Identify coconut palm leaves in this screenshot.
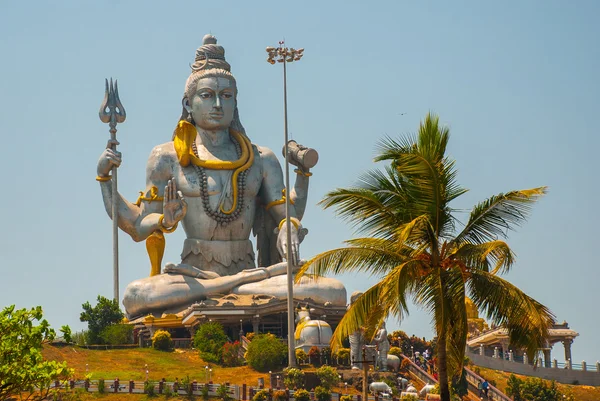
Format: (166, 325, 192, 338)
(295, 113, 553, 401)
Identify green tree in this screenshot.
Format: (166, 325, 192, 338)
(245, 333, 287, 371)
(296, 113, 554, 401)
(100, 324, 133, 345)
(0, 305, 73, 401)
(79, 295, 124, 344)
(193, 321, 228, 363)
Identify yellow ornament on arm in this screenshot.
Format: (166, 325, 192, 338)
(158, 214, 178, 233)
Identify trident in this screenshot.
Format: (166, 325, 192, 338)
(99, 78, 126, 302)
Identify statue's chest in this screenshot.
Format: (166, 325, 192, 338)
(178, 160, 261, 198)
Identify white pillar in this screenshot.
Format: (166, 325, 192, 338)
(582, 361, 587, 371)
(596, 361, 600, 373)
(479, 344, 484, 356)
(493, 347, 499, 358)
(523, 353, 528, 365)
(509, 350, 514, 362)
(553, 359, 558, 369)
(567, 359, 572, 370)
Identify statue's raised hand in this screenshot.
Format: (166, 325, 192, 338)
(275, 220, 308, 266)
(97, 139, 121, 177)
(162, 179, 187, 227)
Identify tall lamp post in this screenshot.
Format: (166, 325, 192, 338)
(266, 41, 304, 368)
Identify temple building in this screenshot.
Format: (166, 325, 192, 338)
(465, 297, 579, 366)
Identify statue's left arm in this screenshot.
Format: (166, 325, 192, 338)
(257, 145, 306, 264)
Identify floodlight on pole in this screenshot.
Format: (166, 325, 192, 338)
(265, 40, 304, 368)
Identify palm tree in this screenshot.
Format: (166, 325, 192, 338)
(296, 113, 554, 401)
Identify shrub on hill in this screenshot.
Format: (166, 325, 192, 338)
(316, 365, 338, 390)
(100, 324, 133, 345)
(194, 321, 228, 364)
(284, 367, 305, 389)
(252, 389, 269, 401)
(152, 330, 172, 351)
(294, 389, 310, 401)
(506, 374, 569, 401)
(334, 348, 350, 365)
(245, 333, 287, 371)
(314, 386, 331, 401)
(389, 346, 402, 359)
(273, 390, 287, 401)
(222, 341, 243, 367)
(296, 349, 307, 364)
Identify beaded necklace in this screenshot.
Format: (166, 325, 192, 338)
(191, 137, 248, 225)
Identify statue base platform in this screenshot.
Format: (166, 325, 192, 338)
(130, 289, 348, 344)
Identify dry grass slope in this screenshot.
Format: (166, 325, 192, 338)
(477, 366, 600, 401)
(42, 346, 600, 400)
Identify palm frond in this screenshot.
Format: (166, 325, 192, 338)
(295, 245, 405, 282)
(453, 187, 548, 246)
(329, 283, 387, 351)
(374, 114, 466, 240)
(452, 240, 515, 274)
(378, 258, 425, 322)
(468, 271, 555, 358)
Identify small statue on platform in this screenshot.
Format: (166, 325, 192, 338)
(374, 321, 390, 371)
(96, 35, 346, 318)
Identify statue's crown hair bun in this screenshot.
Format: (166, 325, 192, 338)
(191, 34, 229, 72)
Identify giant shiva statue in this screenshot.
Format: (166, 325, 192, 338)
(96, 35, 346, 318)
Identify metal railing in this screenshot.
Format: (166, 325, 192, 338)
(467, 348, 600, 372)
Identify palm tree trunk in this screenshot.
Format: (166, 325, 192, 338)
(436, 330, 451, 401)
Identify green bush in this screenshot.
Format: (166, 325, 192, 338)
(294, 389, 310, 401)
(284, 367, 305, 389)
(194, 321, 228, 364)
(201, 384, 210, 400)
(296, 349, 307, 364)
(97, 379, 105, 394)
(506, 374, 564, 401)
(145, 380, 156, 396)
(340, 396, 353, 401)
(99, 324, 133, 345)
(163, 385, 173, 398)
(245, 334, 287, 371)
(252, 389, 269, 401)
(152, 329, 172, 351)
(217, 384, 231, 401)
(399, 395, 417, 401)
(316, 365, 338, 390)
(388, 346, 402, 359)
(314, 386, 331, 401)
(335, 348, 350, 365)
(181, 376, 194, 398)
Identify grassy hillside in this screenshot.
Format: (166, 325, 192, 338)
(43, 346, 600, 400)
(43, 346, 266, 384)
(476, 366, 600, 401)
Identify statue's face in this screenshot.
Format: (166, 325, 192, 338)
(188, 76, 236, 130)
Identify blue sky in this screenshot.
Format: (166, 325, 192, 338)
(1, 1, 598, 365)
